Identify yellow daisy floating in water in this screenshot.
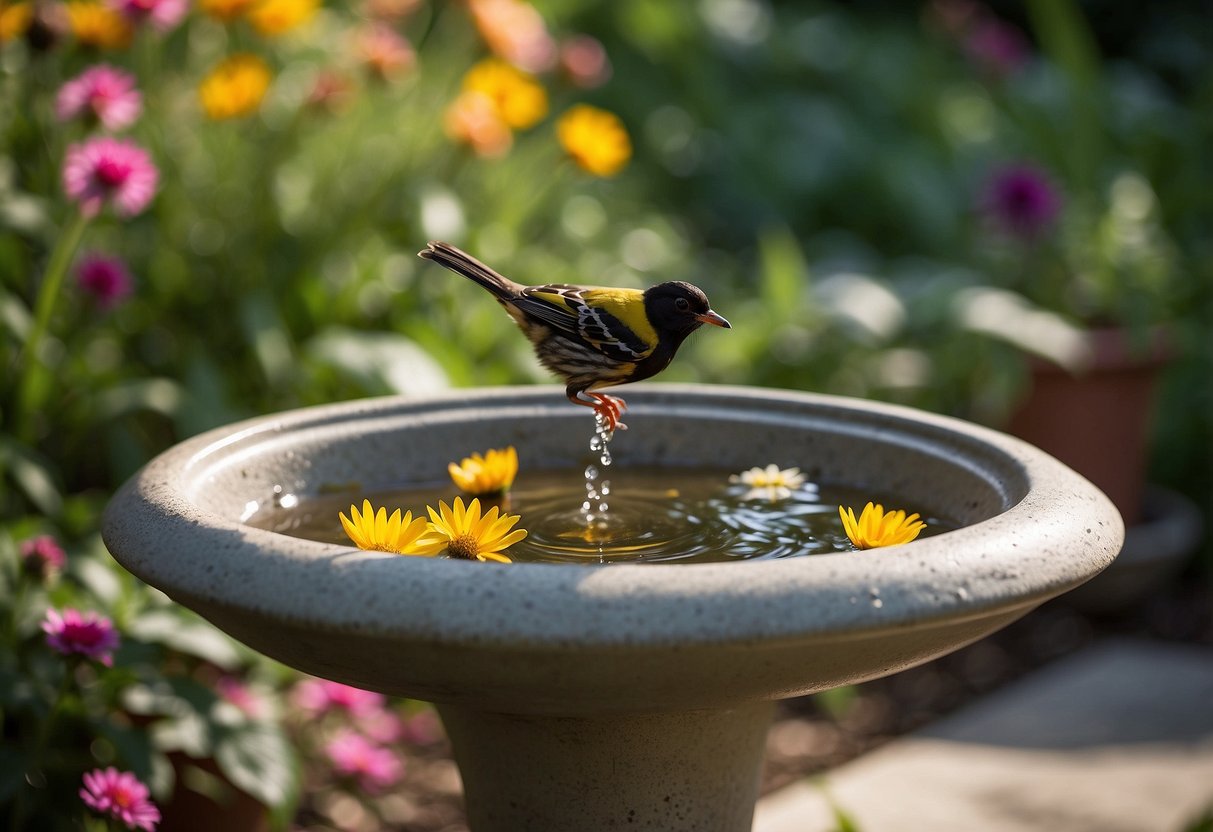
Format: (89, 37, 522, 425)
(462, 57, 548, 130)
(427, 497, 526, 563)
(199, 53, 272, 120)
(340, 499, 445, 556)
(449, 446, 518, 496)
(729, 464, 807, 502)
(557, 104, 631, 177)
(839, 502, 926, 550)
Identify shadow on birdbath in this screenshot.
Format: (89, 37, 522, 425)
(101, 385, 1122, 832)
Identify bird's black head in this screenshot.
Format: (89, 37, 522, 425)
(642, 282, 731, 342)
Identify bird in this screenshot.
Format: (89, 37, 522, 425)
(418, 241, 730, 432)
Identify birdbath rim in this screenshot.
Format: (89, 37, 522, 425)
(102, 384, 1124, 650)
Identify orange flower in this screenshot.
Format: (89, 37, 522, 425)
(66, 1, 133, 49)
(468, 0, 555, 73)
(557, 104, 631, 177)
(444, 90, 512, 158)
(197, 0, 257, 21)
(461, 58, 547, 130)
(0, 2, 33, 42)
(199, 53, 272, 120)
(248, 0, 318, 35)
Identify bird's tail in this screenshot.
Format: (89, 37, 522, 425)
(418, 241, 522, 301)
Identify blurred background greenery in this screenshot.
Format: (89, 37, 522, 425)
(1, 0, 1209, 829)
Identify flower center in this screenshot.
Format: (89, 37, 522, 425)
(112, 786, 134, 808)
(447, 533, 480, 560)
(94, 158, 131, 187)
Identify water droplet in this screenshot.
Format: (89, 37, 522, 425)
(599, 482, 611, 496)
(872, 598, 884, 609)
(601, 450, 612, 466)
(590, 437, 602, 451)
(584, 464, 598, 480)
(599, 502, 609, 513)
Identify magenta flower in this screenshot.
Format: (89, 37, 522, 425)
(107, 0, 188, 32)
(56, 65, 142, 131)
(42, 607, 120, 665)
(80, 768, 160, 831)
(77, 252, 134, 308)
(325, 730, 404, 794)
(356, 707, 405, 744)
(19, 535, 66, 580)
(216, 675, 265, 718)
(63, 137, 158, 218)
(291, 678, 385, 717)
(980, 163, 1063, 240)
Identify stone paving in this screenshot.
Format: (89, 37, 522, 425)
(753, 638, 1213, 832)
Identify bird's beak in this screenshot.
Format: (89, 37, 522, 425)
(697, 309, 731, 329)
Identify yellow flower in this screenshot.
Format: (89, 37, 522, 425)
(444, 90, 513, 157)
(340, 499, 446, 556)
(839, 502, 927, 550)
(248, 0, 318, 36)
(729, 464, 807, 502)
(426, 497, 526, 563)
(0, 2, 32, 43)
(449, 446, 518, 496)
(199, 53, 272, 120)
(462, 58, 548, 130)
(67, 1, 133, 50)
(198, 0, 258, 21)
(557, 104, 631, 177)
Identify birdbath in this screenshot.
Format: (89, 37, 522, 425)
(102, 385, 1122, 832)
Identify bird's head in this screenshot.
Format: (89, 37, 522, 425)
(643, 281, 730, 340)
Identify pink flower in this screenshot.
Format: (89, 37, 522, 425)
(19, 535, 66, 580)
(291, 678, 385, 717)
(980, 163, 1063, 240)
(42, 607, 120, 665)
(80, 767, 160, 831)
(56, 64, 142, 131)
(325, 730, 404, 793)
(77, 253, 134, 307)
(63, 137, 158, 218)
(216, 675, 265, 718)
(559, 35, 611, 89)
(400, 708, 443, 746)
(107, 0, 188, 32)
(356, 707, 405, 744)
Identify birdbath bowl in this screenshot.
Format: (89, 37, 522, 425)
(102, 385, 1122, 832)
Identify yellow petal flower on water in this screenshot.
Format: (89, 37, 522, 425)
(67, 1, 133, 50)
(199, 53, 272, 120)
(462, 57, 548, 130)
(557, 104, 631, 177)
(426, 497, 526, 563)
(839, 502, 926, 550)
(340, 499, 446, 556)
(729, 464, 807, 502)
(448, 446, 518, 496)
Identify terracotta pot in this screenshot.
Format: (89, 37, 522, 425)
(1008, 327, 1172, 526)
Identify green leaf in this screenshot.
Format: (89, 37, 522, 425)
(214, 722, 299, 810)
(125, 609, 244, 670)
(0, 438, 62, 516)
(757, 227, 810, 320)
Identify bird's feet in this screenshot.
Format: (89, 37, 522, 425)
(571, 392, 628, 432)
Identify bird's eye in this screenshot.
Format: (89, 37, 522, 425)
(675, 297, 690, 312)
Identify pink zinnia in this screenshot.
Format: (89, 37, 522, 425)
(107, 0, 188, 32)
(63, 137, 158, 218)
(56, 64, 142, 131)
(20, 535, 66, 580)
(325, 730, 404, 794)
(291, 678, 385, 717)
(77, 253, 134, 308)
(80, 767, 160, 831)
(42, 607, 120, 665)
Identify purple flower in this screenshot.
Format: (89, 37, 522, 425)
(80, 767, 160, 831)
(965, 17, 1030, 78)
(56, 64, 142, 131)
(76, 253, 134, 308)
(42, 607, 120, 665)
(325, 730, 404, 793)
(106, 0, 188, 32)
(291, 678, 386, 717)
(980, 163, 1063, 239)
(19, 535, 66, 580)
(63, 137, 158, 218)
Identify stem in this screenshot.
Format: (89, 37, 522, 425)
(13, 211, 90, 441)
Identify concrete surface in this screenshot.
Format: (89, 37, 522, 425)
(754, 638, 1213, 832)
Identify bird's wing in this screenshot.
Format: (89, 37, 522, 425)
(519, 285, 656, 361)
